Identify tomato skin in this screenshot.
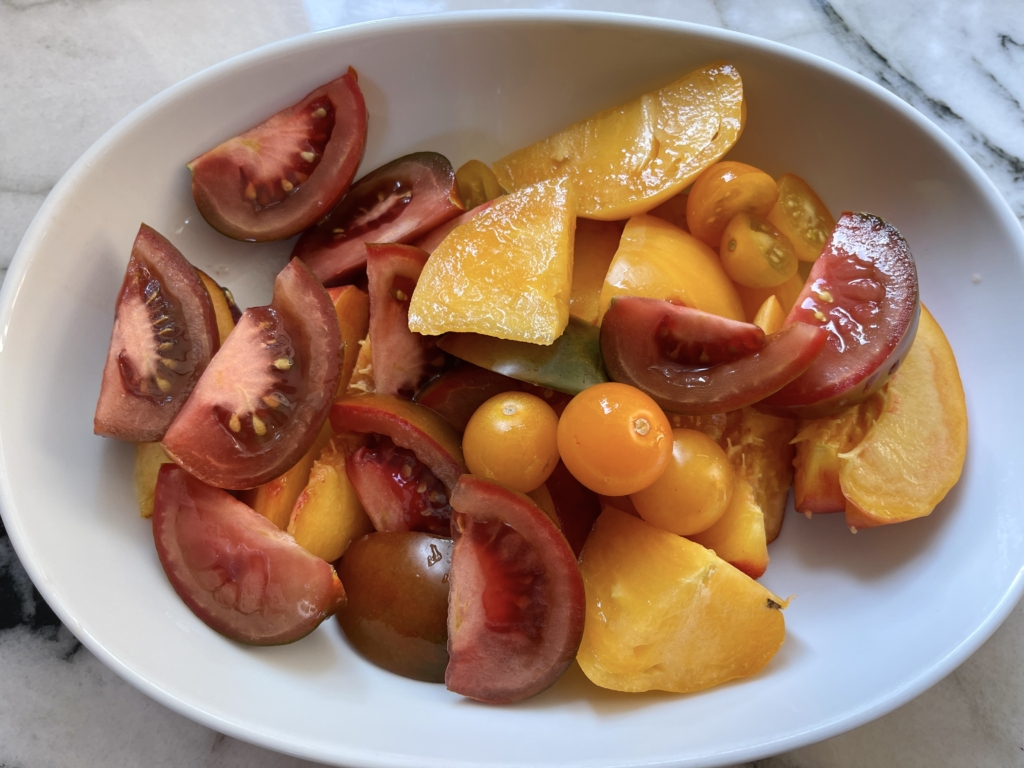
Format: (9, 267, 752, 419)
(188, 68, 366, 242)
(463, 392, 560, 493)
(557, 383, 673, 497)
(95, 224, 219, 442)
(294, 152, 464, 284)
(152, 465, 345, 645)
(760, 212, 920, 418)
(685, 162, 778, 248)
(336, 532, 452, 683)
(161, 259, 341, 490)
(543, 460, 602, 557)
(446, 475, 585, 704)
(601, 297, 827, 415)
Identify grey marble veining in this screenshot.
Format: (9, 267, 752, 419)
(1, 1, 1022, 766)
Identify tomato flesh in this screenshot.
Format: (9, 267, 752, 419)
(336, 532, 452, 683)
(162, 259, 341, 489)
(346, 435, 453, 536)
(188, 68, 366, 242)
(95, 225, 219, 442)
(760, 212, 920, 418)
(366, 243, 440, 396)
(152, 465, 345, 645)
(601, 297, 827, 415)
(293, 152, 464, 284)
(447, 476, 586, 704)
(544, 460, 602, 557)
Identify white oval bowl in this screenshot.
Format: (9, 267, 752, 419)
(2, 11, 1022, 768)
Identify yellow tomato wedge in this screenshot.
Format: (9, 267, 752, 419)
(598, 215, 744, 323)
(493, 63, 744, 220)
(408, 178, 576, 345)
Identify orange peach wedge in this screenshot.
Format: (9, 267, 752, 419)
(134, 441, 175, 518)
(288, 437, 373, 563)
(577, 508, 785, 693)
(689, 477, 768, 579)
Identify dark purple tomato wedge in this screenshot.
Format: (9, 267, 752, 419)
(162, 259, 341, 489)
(337, 532, 452, 682)
(760, 212, 920, 418)
(412, 200, 494, 254)
(330, 393, 466, 490)
(95, 224, 219, 442)
(293, 152, 464, 284)
(366, 243, 440, 396)
(602, 297, 827, 416)
(152, 464, 346, 645)
(544, 461, 602, 558)
(447, 476, 586, 704)
(187, 68, 366, 242)
(347, 434, 453, 536)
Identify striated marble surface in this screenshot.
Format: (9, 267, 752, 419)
(1, 0, 1022, 766)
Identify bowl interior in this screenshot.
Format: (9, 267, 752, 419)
(2, 13, 1023, 768)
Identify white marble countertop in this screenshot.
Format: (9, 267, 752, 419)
(1, 1, 1022, 766)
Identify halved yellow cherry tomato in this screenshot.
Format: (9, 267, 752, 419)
(720, 212, 798, 289)
(766, 173, 836, 262)
(685, 162, 779, 247)
(455, 159, 504, 210)
(557, 383, 672, 496)
(630, 429, 735, 536)
(463, 392, 560, 493)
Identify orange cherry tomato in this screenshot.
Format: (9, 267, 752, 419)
(720, 212, 798, 289)
(685, 162, 779, 248)
(766, 173, 836, 262)
(463, 392, 560, 493)
(556, 383, 672, 496)
(630, 429, 734, 536)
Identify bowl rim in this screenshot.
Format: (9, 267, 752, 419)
(2, 9, 1023, 767)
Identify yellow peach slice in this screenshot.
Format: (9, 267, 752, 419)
(197, 270, 236, 346)
(689, 477, 768, 579)
(752, 295, 785, 334)
(577, 507, 785, 693)
(569, 219, 624, 325)
(734, 272, 804, 323)
(328, 285, 370, 397)
(841, 306, 967, 528)
(134, 442, 174, 518)
(243, 421, 333, 530)
(287, 438, 373, 562)
(493, 63, 744, 221)
(598, 215, 744, 323)
(408, 178, 576, 345)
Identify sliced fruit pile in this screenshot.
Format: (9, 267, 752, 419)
(94, 62, 967, 704)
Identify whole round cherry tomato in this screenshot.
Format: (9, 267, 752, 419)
(463, 392, 560, 493)
(766, 173, 836, 262)
(630, 429, 735, 536)
(685, 161, 778, 248)
(720, 212, 798, 289)
(556, 383, 672, 496)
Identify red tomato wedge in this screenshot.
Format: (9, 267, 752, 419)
(162, 259, 340, 489)
(544, 460, 602, 558)
(447, 476, 585, 703)
(95, 224, 219, 442)
(366, 243, 437, 396)
(152, 465, 345, 645)
(346, 435, 453, 536)
(187, 68, 366, 242)
(330, 394, 466, 490)
(760, 212, 920, 418)
(293, 152, 464, 284)
(601, 297, 826, 415)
